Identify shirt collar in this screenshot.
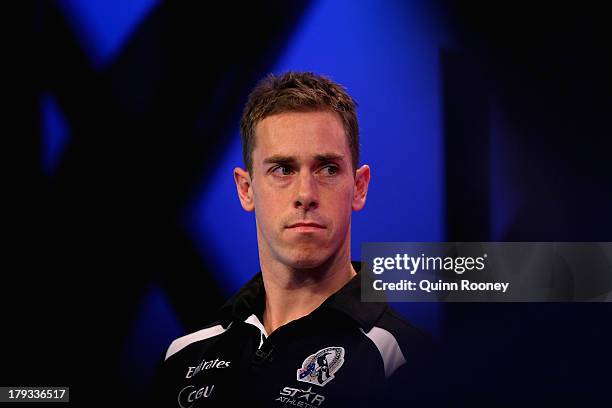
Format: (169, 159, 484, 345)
(218, 262, 387, 332)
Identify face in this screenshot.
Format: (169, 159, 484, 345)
(234, 110, 370, 270)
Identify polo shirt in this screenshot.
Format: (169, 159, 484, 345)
(153, 265, 437, 407)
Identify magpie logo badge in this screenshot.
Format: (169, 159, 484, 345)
(297, 346, 345, 387)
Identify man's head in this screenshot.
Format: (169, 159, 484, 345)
(234, 72, 370, 270)
(240, 71, 360, 174)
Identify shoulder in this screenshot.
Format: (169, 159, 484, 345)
(359, 305, 435, 378)
(376, 306, 435, 352)
(370, 305, 443, 405)
(164, 321, 230, 362)
(163, 273, 264, 362)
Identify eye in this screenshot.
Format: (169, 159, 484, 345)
(270, 165, 294, 176)
(320, 164, 339, 176)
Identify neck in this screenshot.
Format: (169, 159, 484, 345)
(259, 246, 356, 335)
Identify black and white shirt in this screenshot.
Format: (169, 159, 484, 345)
(153, 266, 437, 407)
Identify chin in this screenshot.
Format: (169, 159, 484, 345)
(285, 250, 328, 270)
(288, 258, 324, 270)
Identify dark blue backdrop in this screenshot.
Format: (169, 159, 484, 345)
(8, 0, 611, 404)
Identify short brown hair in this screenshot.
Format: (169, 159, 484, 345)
(239, 71, 359, 174)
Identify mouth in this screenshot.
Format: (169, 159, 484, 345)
(286, 222, 326, 232)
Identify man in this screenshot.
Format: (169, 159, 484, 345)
(153, 72, 436, 407)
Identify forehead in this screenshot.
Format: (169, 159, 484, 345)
(253, 110, 349, 160)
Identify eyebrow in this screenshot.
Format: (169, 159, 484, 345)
(262, 153, 345, 165)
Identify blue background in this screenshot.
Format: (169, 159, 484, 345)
(7, 0, 611, 404)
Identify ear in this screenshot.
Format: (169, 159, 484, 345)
(352, 165, 370, 211)
(234, 167, 255, 212)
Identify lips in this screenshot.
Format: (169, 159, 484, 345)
(286, 222, 326, 229)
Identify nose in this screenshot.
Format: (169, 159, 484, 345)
(294, 172, 319, 211)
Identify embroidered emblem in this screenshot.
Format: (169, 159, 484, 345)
(297, 346, 345, 386)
